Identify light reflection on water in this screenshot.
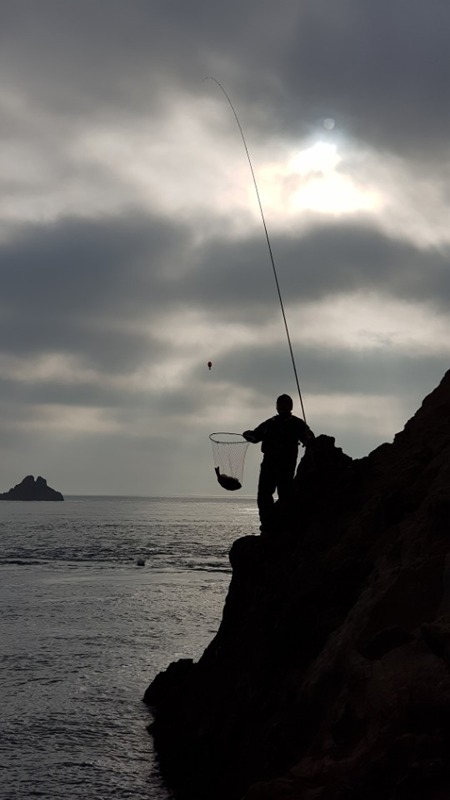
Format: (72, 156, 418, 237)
(0, 496, 258, 800)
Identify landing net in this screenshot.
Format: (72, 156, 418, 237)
(209, 432, 250, 491)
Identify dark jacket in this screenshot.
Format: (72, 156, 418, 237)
(243, 414, 313, 462)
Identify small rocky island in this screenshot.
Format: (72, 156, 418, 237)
(0, 475, 64, 501)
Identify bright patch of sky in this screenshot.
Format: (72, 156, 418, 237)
(0, 1, 449, 494)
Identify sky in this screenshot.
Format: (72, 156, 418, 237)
(1, 0, 449, 496)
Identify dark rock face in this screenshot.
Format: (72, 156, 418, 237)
(145, 371, 450, 800)
(0, 475, 64, 501)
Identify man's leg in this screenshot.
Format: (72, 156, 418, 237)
(257, 459, 277, 533)
(276, 459, 297, 508)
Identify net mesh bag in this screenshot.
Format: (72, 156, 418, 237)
(209, 432, 250, 491)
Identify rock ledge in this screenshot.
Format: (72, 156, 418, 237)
(145, 370, 450, 800)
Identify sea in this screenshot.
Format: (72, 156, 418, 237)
(0, 495, 259, 800)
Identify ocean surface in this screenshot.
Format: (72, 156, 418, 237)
(0, 496, 259, 800)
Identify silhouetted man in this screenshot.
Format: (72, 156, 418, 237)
(243, 394, 314, 534)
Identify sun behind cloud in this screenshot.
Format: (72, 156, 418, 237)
(257, 140, 382, 220)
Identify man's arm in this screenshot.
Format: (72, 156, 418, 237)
(243, 420, 267, 444)
(298, 419, 315, 446)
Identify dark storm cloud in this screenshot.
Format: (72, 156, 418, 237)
(199, 0, 450, 163)
(0, 213, 187, 316)
(1, 212, 449, 377)
(0, 212, 191, 368)
(257, 0, 450, 159)
(211, 342, 449, 404)
(274, 223, 450, 308)
(3, 0, 450, 162)
(0, 315, 169, 374)
(186, 220, 450, 316)
(0, 375, 135, 409)
(0, 0, 249, 117)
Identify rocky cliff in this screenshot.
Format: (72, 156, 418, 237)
(0, 475, 64, 500)
(145, 371, 450, 800)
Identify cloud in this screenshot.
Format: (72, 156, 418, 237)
(0, 1, 449, 494)
(2, 0, 450, 161)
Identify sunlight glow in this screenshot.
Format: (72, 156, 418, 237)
(75, 107, 382, 231)
(291, 141, 340, 174)
(256, 140, 382, 219)
(2, 87, 449, 251)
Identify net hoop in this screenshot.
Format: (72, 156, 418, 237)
(209, 432, 247, 445)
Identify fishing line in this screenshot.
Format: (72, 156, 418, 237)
(205, 77, 307, 423)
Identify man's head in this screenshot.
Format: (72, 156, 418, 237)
(276, 394, 293, 415)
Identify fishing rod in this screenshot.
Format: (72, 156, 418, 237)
(205, 77, 308, 424)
